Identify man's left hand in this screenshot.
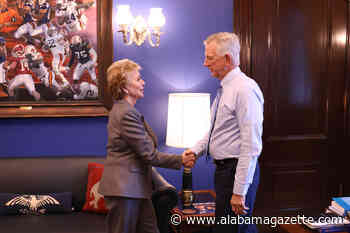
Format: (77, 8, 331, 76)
(230, 194, 249, 215)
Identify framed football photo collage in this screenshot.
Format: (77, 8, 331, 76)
(0, 0, 113, 117)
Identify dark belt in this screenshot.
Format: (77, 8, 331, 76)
(213, 158, 238, 166)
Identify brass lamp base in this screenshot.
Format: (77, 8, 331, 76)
(182, 167, 196, 214)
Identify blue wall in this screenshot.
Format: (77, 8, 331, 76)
(0, 0, 233, 191)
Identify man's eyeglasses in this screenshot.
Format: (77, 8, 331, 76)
(204, 55, 225, 64)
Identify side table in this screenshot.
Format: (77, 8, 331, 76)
(170, 189, 216, 233)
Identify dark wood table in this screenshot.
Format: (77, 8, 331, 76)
(170, 190, 216, 233)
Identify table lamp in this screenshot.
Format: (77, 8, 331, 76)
(166, 93, 210, 214)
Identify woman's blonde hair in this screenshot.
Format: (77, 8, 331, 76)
(107, 59, 141, 100)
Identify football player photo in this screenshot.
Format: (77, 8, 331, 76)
(0, 0, 97, 102)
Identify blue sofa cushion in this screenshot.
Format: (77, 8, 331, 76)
(0, 192, 73, 215)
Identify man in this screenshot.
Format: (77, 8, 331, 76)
(73, 81, 97, 100)
(41, 25, 70, 84)
(54, 0, 93, 33)
(68, 35, 97, 93)
(28, 0, 52, 36)
(186, 32, 264, 233)
(7, 43, 41, 101)
(24, 44, 72, 99)
(14, 0, 36, 41)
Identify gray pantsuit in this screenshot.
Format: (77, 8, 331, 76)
(105, 197, 159, 233)
(99, 100, 182, 233)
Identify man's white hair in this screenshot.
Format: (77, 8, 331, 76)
(204, 32, 240, 66)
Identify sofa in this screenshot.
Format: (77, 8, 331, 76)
(0, 156, 178, 233)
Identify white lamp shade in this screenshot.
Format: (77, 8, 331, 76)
(116, 5, 133, 25)
(148, 8, 166, 27)
(166, 93, 211, 148)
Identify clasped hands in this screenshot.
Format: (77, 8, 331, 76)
(181, 149, 196, 168)
(181, 150, 248, 215)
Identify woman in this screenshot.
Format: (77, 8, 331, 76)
(99, 59, 193, 233)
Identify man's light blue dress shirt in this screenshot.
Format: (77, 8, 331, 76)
(191, 67, 264, 196)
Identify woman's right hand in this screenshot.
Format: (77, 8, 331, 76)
(182, 149, 196, 168)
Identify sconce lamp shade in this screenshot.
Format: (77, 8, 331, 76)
(116, 5, 133, 25)
(116, 5, 166, 47)
(166, 93, 211, 148)
(148, 8, 166, 27)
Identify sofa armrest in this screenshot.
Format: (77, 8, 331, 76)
(151, 167, 178, 209)
(151, 167, 179, 233)
(152, 188, 178, 210)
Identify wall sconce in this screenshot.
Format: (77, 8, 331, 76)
(166, 93, 211, 214)
(116, 5, 166, 47)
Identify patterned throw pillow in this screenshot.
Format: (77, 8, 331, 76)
(0, 192, 73, 215)
(82, 163, 108, 214)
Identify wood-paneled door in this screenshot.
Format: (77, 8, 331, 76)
(234, 0, 350, 214)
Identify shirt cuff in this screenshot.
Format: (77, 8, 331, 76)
(190, 146, 202, 158)
(233, 183, 250, 196)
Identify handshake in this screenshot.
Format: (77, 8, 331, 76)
(181, 149, 196, 168)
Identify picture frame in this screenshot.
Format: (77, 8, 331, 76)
(0, 0, 113, 118)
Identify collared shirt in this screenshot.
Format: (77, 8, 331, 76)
(191, 67, 264, 195)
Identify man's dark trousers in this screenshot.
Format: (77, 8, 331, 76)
(213, 159, 260, 233)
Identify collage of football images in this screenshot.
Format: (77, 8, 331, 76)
(0, 0, 98, 102)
